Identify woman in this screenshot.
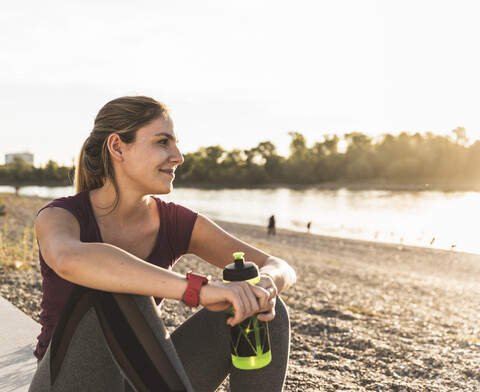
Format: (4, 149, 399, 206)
(31, 96, 296, 391)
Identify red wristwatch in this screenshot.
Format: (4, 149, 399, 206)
(183, 271, 211, 307)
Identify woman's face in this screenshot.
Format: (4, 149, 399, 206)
(119, 115, 184, 195)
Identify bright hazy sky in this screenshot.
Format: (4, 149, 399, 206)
(1, 0, 479, 166)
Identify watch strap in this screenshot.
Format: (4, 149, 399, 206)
(183, 271, 210, 307)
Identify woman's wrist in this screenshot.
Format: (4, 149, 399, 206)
(259, 257, 296, 293)
(182, 271, 211, 307)
(260, 269, 282, 292)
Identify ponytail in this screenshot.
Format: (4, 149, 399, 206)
(74, 136, 108, 193)
(75, 138, 89, 193)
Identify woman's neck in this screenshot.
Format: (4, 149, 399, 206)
(89, 180, 152, 223)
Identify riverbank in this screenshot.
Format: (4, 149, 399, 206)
(1, 193, 480, 391)
(2, 176, 480, 192)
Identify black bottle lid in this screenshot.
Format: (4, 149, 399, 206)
(223, 252, 259, 282)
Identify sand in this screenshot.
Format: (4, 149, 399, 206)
(1, 193, 480, 391)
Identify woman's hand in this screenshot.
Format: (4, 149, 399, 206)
(188, 215, 297, 294)
(198, 281, 271, 326)
(256, 274, 278, 322)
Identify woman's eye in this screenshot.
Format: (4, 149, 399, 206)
(158, 139, 168, 145)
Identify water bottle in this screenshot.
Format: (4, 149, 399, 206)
(223, 252, 272, 370)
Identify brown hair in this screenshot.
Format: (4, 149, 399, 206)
(75, 96, 169, 194)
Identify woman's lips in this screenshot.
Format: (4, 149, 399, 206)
(159, 169, 175, 178)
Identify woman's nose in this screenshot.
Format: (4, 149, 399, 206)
(171, 144, 184, 165)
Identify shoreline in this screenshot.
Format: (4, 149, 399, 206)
(216, 219, 480, 258)
(175, 179, 480, 192)
(0, 192, 477, 255)
(2, 195, 480, 390)
(3, 177, 480, 192)
(1, 190, 478, 256)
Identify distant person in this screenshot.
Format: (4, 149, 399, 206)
(268, 214, 276, 235)
(29, 96, 296, 391)
(307, 222, 311, 233)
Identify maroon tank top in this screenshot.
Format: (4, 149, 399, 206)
(34, 190, 198, 359)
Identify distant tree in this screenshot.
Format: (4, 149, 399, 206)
(451, 126, 468, 146)
(9, 157, 34, 182)
(288, 132, 309, 161)
(344, 132, 374, 179)
(45, 160, 61, 181)
(311, 135, 342, 182)
(256, 141, 277, 161)
(255, 141, 284, 182)
(284, 132, 317, 183)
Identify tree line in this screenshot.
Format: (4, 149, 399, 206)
(0, 157, 72, 185)
(175, 126, 479, 186)
(1, 127, 478, 187)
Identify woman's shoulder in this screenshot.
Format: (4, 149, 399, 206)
(40, 190, 89, 213)
(37, 191, 94, 227)
(37, 190, 101, 242)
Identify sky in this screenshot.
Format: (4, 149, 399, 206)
(0, 0, 479, 166)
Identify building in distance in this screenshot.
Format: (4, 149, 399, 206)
(5, 152, 34, 166)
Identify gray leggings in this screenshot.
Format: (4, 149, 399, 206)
(29, 289, 290, 392)
(170, 298, 290, 392)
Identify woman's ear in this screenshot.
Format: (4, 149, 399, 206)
(107, 134, 124, 162)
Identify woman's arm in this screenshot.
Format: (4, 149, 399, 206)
(36, 207, 268, 326)
(188, 215, 296, 320)
(188, 215, 297, 293)
(37, 207, 189, 299)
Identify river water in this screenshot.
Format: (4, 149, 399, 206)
(1, 185, 478, 254)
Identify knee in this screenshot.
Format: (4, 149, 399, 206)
(270, 296, 290, 333)
(266, 296, 291, 366)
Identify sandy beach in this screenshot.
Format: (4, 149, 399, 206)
(1, 193, 480, 391)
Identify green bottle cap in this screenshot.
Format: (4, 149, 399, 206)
(233, 252, 245, 260)
(223, 252, 259, 282)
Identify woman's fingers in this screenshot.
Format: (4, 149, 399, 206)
(200, 282, 249, 325)
(256, 275, 278, 313)
(249, 284, 270, 310)
(241, 282, 262, 313)
(199, 281, 274, 326)
(257, 296, 276, 322)
(233, 283, 253, 322)
(227, 291, 246, 326)
(257, 275, 278, 296)
(229, 282, 263, 325)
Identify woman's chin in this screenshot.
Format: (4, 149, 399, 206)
(151, 182, 173, 195)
